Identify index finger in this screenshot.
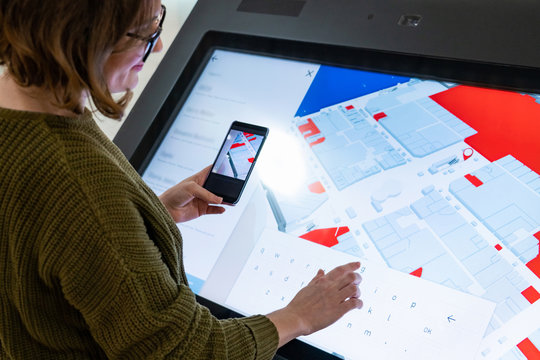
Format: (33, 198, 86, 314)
(326, 262, 361, 281)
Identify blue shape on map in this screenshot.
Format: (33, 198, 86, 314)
(449, 156, 540, 267)
(498, 155, 540, 195)
(298, 107, 405, 190)
(264, 178, 328, 233)
(379, 102, 462, 157)
(449, 159, 540, 240)
(364, 186, 532, 331)
(187, 274, 205, 294)
(514, 236, 539, 263)
(362, 207, 473, 290)
(332, 232, 365, 258)
(295, 66, 409, 117)
(530, 329, 540, 350)
(365, 92, 403, 114)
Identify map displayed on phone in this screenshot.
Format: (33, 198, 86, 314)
(212, 130, 264, 180)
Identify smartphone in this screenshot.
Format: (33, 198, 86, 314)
(203, 121, 269, 205)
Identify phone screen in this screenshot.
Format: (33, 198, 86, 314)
(204, 121, 268, 204)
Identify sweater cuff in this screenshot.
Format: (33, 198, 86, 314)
(243, 315, 279, 360)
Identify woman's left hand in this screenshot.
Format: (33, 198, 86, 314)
(159, 165, 225, 223)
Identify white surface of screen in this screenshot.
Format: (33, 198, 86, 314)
(142, 49, 540, 360)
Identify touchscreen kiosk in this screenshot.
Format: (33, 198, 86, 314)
(115, 14, 540, 360)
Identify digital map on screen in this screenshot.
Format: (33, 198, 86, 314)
(142, 50, 540, 360)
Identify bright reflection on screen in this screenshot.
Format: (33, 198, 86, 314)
(258, 130, 308, 196)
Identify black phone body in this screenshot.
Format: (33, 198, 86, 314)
(203, 121, 268, 205)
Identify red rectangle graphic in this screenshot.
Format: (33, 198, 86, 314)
(521, 286, 540, 304)
(464, 174, 484, 187)
(373, 112, 387, 121)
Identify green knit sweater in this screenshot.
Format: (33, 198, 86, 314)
(0, 107, 278, 359)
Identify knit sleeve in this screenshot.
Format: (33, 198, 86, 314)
(37, 174, 279, 359)
(41, 196, 278, 360)
(0, 110, 279, 359)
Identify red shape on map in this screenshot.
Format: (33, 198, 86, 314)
(298, 118, 321, 138)
(410, 267, 423, 278)
(525, 232, 540, 279)
(308, 181, 326, 194)
(247, 158, 254, 163)
(463, 148, 474, 161)
(298, 118, 326, 147)
(495, 244, 503, 251)
(521, 286, 540, 304)
(464, 174, 483, 187)
(309, 137, 326, 147)
(300, 227, 350, 248)
(346, 105, 355, 110)
(373, 112, 387, 121)
(430, 85, 540, 175)
(231, 134, 257, 149)
(230, 142, 245, 149)
(517, 338, 540, 359)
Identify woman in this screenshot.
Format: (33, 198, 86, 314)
(0, 0, 363, 359)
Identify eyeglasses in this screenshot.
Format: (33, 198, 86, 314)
(127, 4, 166, 62)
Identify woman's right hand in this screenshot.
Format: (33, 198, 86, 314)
(266, 261, 363, 347)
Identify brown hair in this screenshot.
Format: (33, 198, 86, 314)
(0, 0, 154, 119)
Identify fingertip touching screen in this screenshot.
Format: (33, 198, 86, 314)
(138, 38, 540, 360)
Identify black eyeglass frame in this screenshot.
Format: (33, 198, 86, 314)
(127, 4, 166, 62)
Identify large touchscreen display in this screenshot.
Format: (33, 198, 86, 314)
(142, 49, 540, 359)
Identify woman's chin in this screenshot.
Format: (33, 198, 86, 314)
(109, 77, 139, 94)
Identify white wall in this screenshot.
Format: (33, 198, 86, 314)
(95, 0, 198, 140)
(0, 1, 197, 140)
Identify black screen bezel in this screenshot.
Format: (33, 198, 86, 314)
(124, 30, 540, 360)
(128, 30, 540, 176)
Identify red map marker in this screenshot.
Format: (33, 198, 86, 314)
(463, 148, 474, 161)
